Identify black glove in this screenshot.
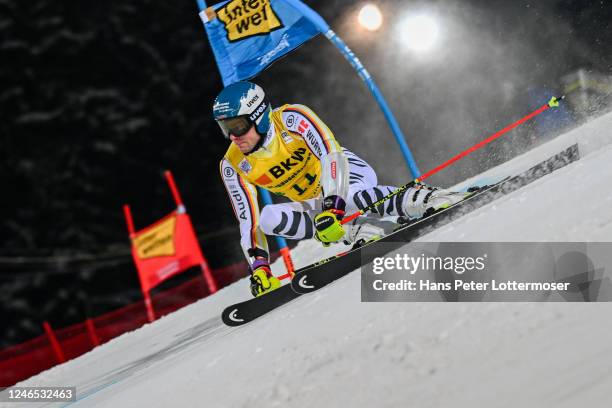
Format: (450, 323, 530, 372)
(321, 195, 346, 218)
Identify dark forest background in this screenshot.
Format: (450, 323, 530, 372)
(1, 0, 610, 347)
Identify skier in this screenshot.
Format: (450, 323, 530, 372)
(215, 81, 465, 297)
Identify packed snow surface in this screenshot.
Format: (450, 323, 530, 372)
(8, 112, 612, 408)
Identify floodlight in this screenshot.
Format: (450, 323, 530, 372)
(399, 15, 439, 51)
(358, 4, 383, 32)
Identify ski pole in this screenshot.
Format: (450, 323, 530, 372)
(340, 180, 417, 224)
(341, 96, 564, 225)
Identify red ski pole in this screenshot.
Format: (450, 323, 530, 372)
(341, 96, 564, 224)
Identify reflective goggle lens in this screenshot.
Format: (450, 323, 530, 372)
(217, 116, 252, 139)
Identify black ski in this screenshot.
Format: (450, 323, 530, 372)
(221, 144, 579, 325)
(221, 283, 300, 326)
(291, 144, 580, 294)
(291, 179, 506, 293)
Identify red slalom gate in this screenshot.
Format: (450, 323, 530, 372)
(124, 170, 218, 322)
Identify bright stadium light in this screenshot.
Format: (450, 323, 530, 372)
(358, 4, 383, 32)
(399, 15, 440, 51)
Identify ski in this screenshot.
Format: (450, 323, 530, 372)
(291, 144, 580, 294)
(221, 144, 579, 325)
(221, 283, 300, 326)
(291, 179, 507, 293)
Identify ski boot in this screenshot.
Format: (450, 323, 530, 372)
(402, 183, 468, 219)
(343, 217, 397, 249)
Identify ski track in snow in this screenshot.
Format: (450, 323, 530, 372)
(6, 111, 612, 408)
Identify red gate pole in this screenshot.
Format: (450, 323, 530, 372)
(86, 318, 100, 347)
(123, 204, 156, 323)
(43, 321, 65, 363)
(199, 258, 218, 294)
(142, 292, 155, 323)
(164, 170, 218, 294)
(276, 247, 296, 281)
(164, 170, 185, 211)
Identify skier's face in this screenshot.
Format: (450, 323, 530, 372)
(230, 125, 260, 154)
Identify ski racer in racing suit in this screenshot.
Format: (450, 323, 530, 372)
(215, 81, 465, 297)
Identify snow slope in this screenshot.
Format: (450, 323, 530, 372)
(6, 111, 612, 408)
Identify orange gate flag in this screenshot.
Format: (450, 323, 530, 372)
(130, 208, 204, 294)
(123, 170, 217, 322)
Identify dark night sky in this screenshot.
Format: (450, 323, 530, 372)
(0, 0, 610, 346)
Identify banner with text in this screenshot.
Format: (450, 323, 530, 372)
(201, 0, 319, 85)
(131, 211, 204, 293)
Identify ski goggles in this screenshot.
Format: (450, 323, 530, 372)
(216, 116, 253, 139)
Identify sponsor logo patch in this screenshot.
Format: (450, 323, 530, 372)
(286, 114, 295, 128)
(217, 0, 283, 43)
(249, 101, 268, 122)
(239, 159, 252, 174)
(304, 130, 323, 157)
(230, 188, 248, 220)
(246, 94, 259, 108)
(331, 161, 337, 179)
(298, 119, 309, 133)
(268, 148, 307, 179)
(255, 174, 272, 185)
(280, 131, 294, 144)
(213, 101, 231, 118)
(223, 166, 235, 178)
